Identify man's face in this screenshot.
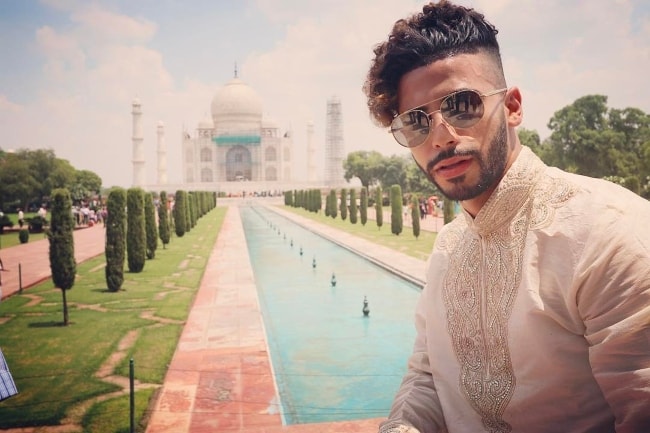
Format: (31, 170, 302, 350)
(396, 52, 518, 214)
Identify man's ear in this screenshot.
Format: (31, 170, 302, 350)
(505, 87, 523, 127)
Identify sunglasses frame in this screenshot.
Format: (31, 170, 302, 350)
(390, 88, 508, 148)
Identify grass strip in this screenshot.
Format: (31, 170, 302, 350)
(0, 207, 226, 430)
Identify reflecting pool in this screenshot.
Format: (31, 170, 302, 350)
(240, 205, 422, 425)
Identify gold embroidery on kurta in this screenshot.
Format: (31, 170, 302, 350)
(438, 148, 576, 433)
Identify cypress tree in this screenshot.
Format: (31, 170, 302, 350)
(443, 197, 455, 224)
(390, 185, 403, 235)
(105, 187, 126, 292)
(127, 187, 146, 273)
(184, 191, 192, 232)
(158, 191, 170, 248)
(375, 186, 383, 230)
(174, 190, 187, 237)
(360, 187, 368, 226)
(411, 195, 421, 239)
(144, 192, 158, 259)
(349, 189, 358, 224)
(340, 188, 348, 221)
(329, 190, 337, 219)
(189, 192, 197, 228)
(324, 191, 331, 217)
(48, 188, 76, 326)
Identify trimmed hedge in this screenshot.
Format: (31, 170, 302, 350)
(390, 184, 403, 236)
(411, 195, 421, 239)
(48, 188, 76, 325)
(105, 187, 126, 292)
(375, 186, 383, 230)
(144, 192, 157, 260)
(174, 190, 187, 237)
(126, 188, 146, 273)
(360, 187, 368, 226)
(158, 191, 171, 248)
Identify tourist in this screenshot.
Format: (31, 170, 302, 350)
(17, 208, 24, 228)
(363, 2, 650, 432)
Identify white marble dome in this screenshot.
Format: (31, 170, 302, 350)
(210, 78, 263, 129)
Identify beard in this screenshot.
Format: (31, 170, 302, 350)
(416, 119, 508, 202)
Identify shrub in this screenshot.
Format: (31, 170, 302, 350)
(18, 229, 29, 244)
(328, 190, 337, 219)
(28, 215, 47, 233)
(0, 214, 12, 234)
(158, 191, 171, 248)
(411, 196, 421, 239)
(360, 187, 368, 226)
(443, 198, 455, 224)
(349, 189, 358, 224)
(174, 190, 187, 237)
(48, 188, 76, 326)
(126, 188, 146, 273)
(144, 192, 157, 260)
(390, 185, 403, 236)
(339, 188, 348, 221)
(375, 187, 383, 230)
(105, 188, 127, 292)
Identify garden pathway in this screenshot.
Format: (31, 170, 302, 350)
(0, 224, 106, 300)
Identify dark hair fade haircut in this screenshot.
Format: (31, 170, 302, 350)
(363, 0, 505, 127)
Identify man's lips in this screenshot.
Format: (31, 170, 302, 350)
(432, 156, 473, 180)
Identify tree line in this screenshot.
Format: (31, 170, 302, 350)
(46, 187, 216, 325)
(285, 186, 425, 240)
(0, 148, 103, 212)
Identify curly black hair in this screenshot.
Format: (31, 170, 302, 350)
(363, 0, 505, 127)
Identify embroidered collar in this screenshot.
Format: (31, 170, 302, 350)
(462, 146, 546, 235)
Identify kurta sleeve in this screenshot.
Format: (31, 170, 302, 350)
(576, 208, 650, 433)
(0, 347, 18, 401)
(379, 290, 447, 433)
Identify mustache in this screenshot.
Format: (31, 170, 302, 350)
(426, 148, 478, 172)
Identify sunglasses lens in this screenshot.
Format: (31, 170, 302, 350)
(390, 89, 492, 147)
(391, 110, 430, 147)
(441, 90, 484, 129)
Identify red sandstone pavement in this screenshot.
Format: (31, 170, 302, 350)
(0, 224, 106, 300)
(0, 206, 440, 432)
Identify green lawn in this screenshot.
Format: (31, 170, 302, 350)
(277, 205, 437, 262)
(0, 207, 226, 432)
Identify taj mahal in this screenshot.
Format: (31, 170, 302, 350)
(131, 71, 346, 195)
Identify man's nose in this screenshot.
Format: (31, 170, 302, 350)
(426, 112, 459, 148)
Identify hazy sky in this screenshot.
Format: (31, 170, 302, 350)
(1, 0, 649, 188)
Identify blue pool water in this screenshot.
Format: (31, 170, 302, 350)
(240, 205, 422, 425)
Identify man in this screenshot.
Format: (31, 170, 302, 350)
(363, 2, 650, 432)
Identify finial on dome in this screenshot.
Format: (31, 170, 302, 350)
(234, 62, 238, 78)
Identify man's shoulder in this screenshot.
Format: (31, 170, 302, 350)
(544, 167, 649, 211)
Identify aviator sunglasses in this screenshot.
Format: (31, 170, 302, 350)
(390, 88, 508, 148)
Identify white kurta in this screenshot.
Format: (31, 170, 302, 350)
(380, 147, 650, 433)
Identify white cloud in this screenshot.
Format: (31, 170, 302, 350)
(70, 6, 157, 44)
(0, 95, 23, 113)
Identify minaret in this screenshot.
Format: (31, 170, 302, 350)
(325, 96, 344, 187)
(131, 98, 145, 187)
(306, 120, 316, 182)
(157, 121, 167, 185)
